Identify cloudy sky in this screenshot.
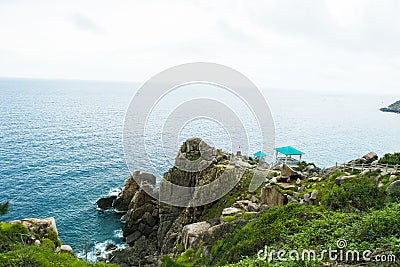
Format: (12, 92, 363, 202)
(0, 0, 399, 94)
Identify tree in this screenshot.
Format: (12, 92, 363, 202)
(0, 201, 10, 215)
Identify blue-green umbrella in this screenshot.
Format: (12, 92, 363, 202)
(253, 151, 267, 158)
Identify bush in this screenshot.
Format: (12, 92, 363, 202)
(322, 177, 385, 212)
(379, 153, 400, 165)
(44, 230, 61, 247)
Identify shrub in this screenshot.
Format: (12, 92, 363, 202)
(322, 177, 385, 212)
(379, 153, 400, 165)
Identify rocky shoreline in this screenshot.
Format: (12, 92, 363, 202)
(380, 100, 400, 114)
(94, 138, 400, 266)
(4, 138, 399, 266)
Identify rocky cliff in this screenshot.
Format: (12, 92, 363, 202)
(99, 138, 400, 267)
(101, 138, 268, 266)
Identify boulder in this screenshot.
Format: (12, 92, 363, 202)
(297, 185, 306, 192)
(96, 196, 117, 210)
(386, 180, 400, 193)
(105, 243, 117, 251)
(281, 164, 303, 180)
(305, 164, 316, 172)
(335, 175, 357, 185)
(363, 152, 378, 163)
(126, 231, 142, 245)
(390, 175, 397, 182)
(182, 221, 211, 250)
(232, 200, 260, 212)
(222, 207, 242, 217)
(60, 245, 73, 253)
(286, 195, 298, 204)
(277, 183, 295, 190)
(310, 190, 319, 200)
(260, 186, 287, 207)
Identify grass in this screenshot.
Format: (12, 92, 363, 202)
(0, 222, 115, 267)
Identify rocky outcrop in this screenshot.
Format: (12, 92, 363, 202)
(260, 185, 287, 206)
(363, 152, 378, 163)
(9, 217, 58, 237)
(123, 181, 158, 245)
(380, 100, 400, 114)
(113, 175, 140, 213)
(9, 217, 63, 249)
(113, 171, 156, 213)
(182, 221, 211, 250)
(96, 196, 117, 210)
(280, 164, 303, 181)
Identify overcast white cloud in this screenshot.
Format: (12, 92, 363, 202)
(0, 0, 399, 94)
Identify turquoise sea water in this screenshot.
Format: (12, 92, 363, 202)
(1, 78, 399, 255)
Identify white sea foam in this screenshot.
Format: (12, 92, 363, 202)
(77, 239, 126, 262)
(108, 187, 121, 196)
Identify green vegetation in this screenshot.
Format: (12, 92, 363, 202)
(199, 169, 261, 221)
(0, 222, 114, 267)
(163, 170, 400, 266)
(379, 152, 400, 165)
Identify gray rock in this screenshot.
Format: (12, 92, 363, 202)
(310, 190, 319, 200)
(304, 193, 310, 202)
(390, 175, 397, 182)
(386, 180, 400, 193)
(335, 175, 357, 185)
(281, 164, 303, 180)
(113, 175, 140, 213)
(363, 152, 378, 163)
(270, 177, 278, 184)
(305, 165, 316, 172)
(126, 231, 141, 245)
(277, 183, 296, 190)
(297, 185, 306, 192)
(182, 221, 211, 250)
(247, 202, 260, 212)
(138, 172, 156, 185)
(286, 195, 298, 204)
(60, 245, 73, 253)
(96, 196, 117, 210)
(222, 207, 242, 217)
(261, 186, 287, 207)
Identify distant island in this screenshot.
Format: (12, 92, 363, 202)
(380, 100, 400, 113)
